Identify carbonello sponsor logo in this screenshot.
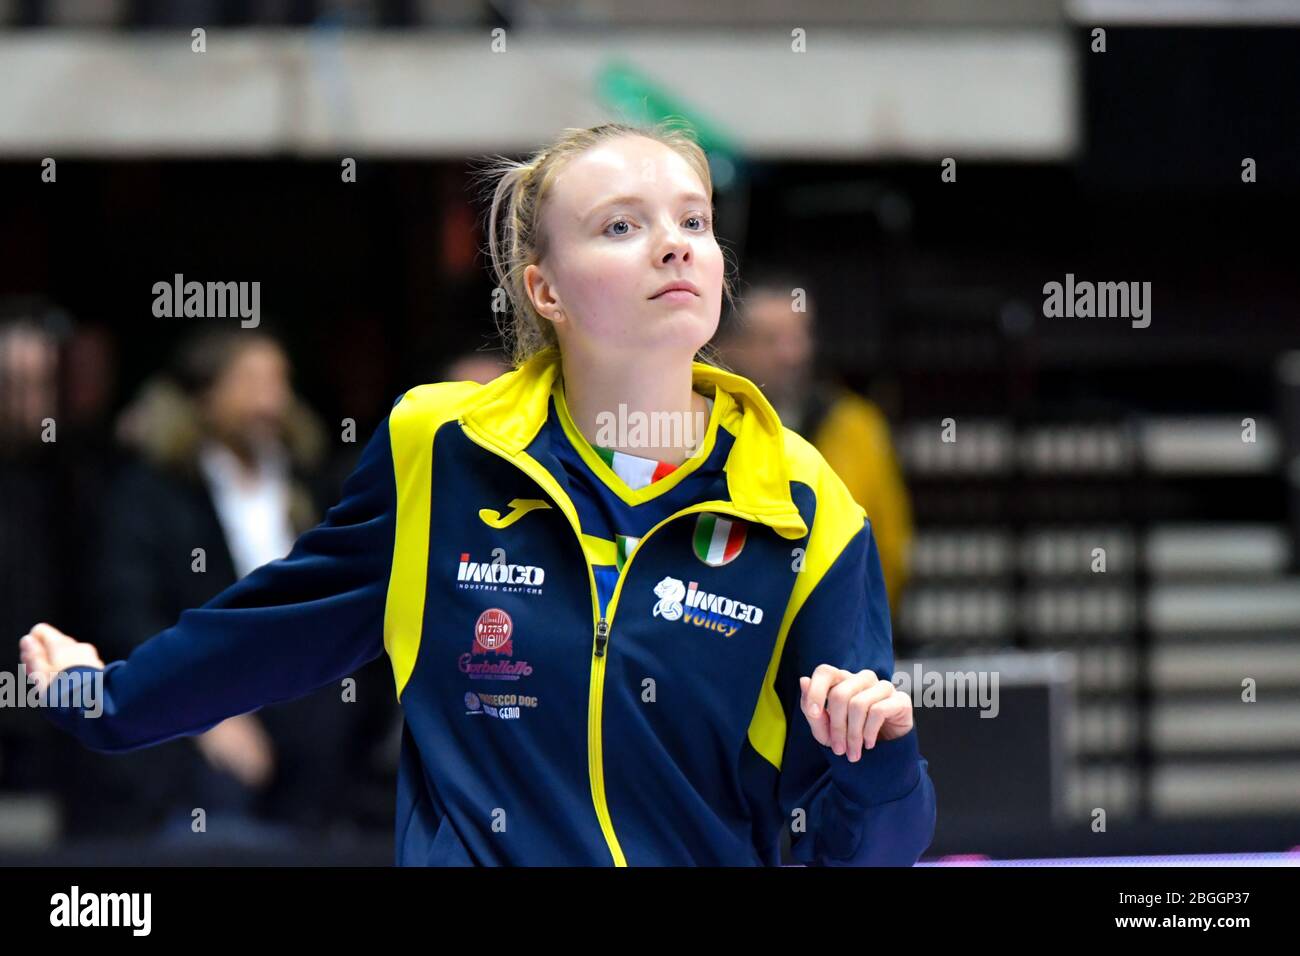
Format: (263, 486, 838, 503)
(50, 886, 151, 936)
(459, 608, 534, 680)
(651, 576, 763, 638)
(456, 551, 545, 595)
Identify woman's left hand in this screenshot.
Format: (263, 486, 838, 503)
(799, 664, 913, 762)
(19, 623, 105, 698)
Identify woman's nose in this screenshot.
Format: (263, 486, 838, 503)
(659, 231, 691, 263)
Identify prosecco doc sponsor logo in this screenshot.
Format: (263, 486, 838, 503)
(464, 690, 539, 720)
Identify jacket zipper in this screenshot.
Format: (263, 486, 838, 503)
(581, 502, 764, 864)
(458, 418, 763, 866)
(597, 501, 763, 651)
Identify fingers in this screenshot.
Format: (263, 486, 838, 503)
(801, 664, 847, 746)
(847, 679, 897, 760)
(801, 667, 912, 761)
(18, 632, 46, 665)
(802, 663, 843, 721)
(18, 622, 104, 680)
(27, 623, 71, 674)
(862, 693, 912, 753)
(826, 670, 880, 757)
(17, 633, 52, 694)
(799, 676, 830, 746)
(803, 666, 880, 754)
(30, 622, 71, 645)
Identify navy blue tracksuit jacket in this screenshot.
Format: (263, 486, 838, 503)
(44, 345, 937, 865)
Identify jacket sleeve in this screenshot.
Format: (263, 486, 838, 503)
(41, 414, 399, 753)
(775, 516, 937, 866)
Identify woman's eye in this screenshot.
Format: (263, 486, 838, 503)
(605, 214, 710, 236)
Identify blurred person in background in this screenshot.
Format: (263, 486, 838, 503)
(71, 328, 375, 846)
(717, 272, 914, 616)
(0, 306, 109, 815)
(0, 317, 63, 648)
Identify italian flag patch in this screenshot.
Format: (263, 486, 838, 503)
(615, 534, 640, 571)
(692, 514, 747, 567)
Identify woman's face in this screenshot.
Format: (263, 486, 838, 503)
(526, 136, 724, 360)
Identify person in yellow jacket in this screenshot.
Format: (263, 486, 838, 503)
(717, 277, 914, 615)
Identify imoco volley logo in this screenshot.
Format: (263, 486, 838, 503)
(651, 577, 764, 638)
(459, 608, 534, 680)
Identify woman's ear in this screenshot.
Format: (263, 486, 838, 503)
(524, 263, 565, 327)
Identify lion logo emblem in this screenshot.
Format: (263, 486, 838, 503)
(652, 576, 685, 621)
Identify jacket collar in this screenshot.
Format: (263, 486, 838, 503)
(461, 347, 808, 540)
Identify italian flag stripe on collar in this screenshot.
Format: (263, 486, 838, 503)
(594, 444, 680, 491)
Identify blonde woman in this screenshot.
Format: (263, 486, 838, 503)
(21, 121, 935, 866)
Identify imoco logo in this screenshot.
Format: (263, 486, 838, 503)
(651, 576, 764, 638)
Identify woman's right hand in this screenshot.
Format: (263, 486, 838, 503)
(18, 622, 105, 697)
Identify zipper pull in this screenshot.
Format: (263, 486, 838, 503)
(594, 617, 609, 657)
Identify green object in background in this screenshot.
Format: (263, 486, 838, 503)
(595, 60, 744, 185)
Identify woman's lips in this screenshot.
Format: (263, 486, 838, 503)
(651, 289, 698, 303)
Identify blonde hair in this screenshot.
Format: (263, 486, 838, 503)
(474, 120, 736, 370)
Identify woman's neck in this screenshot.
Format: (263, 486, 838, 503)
(559, 349, 709, 467)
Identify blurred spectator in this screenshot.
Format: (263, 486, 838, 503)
(717, 271, 914, 615)
(0, 317, 65, 698)
(71, 328, 385, 845)
(61, 322, 118, 431)
(0, 304, 113, 812)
